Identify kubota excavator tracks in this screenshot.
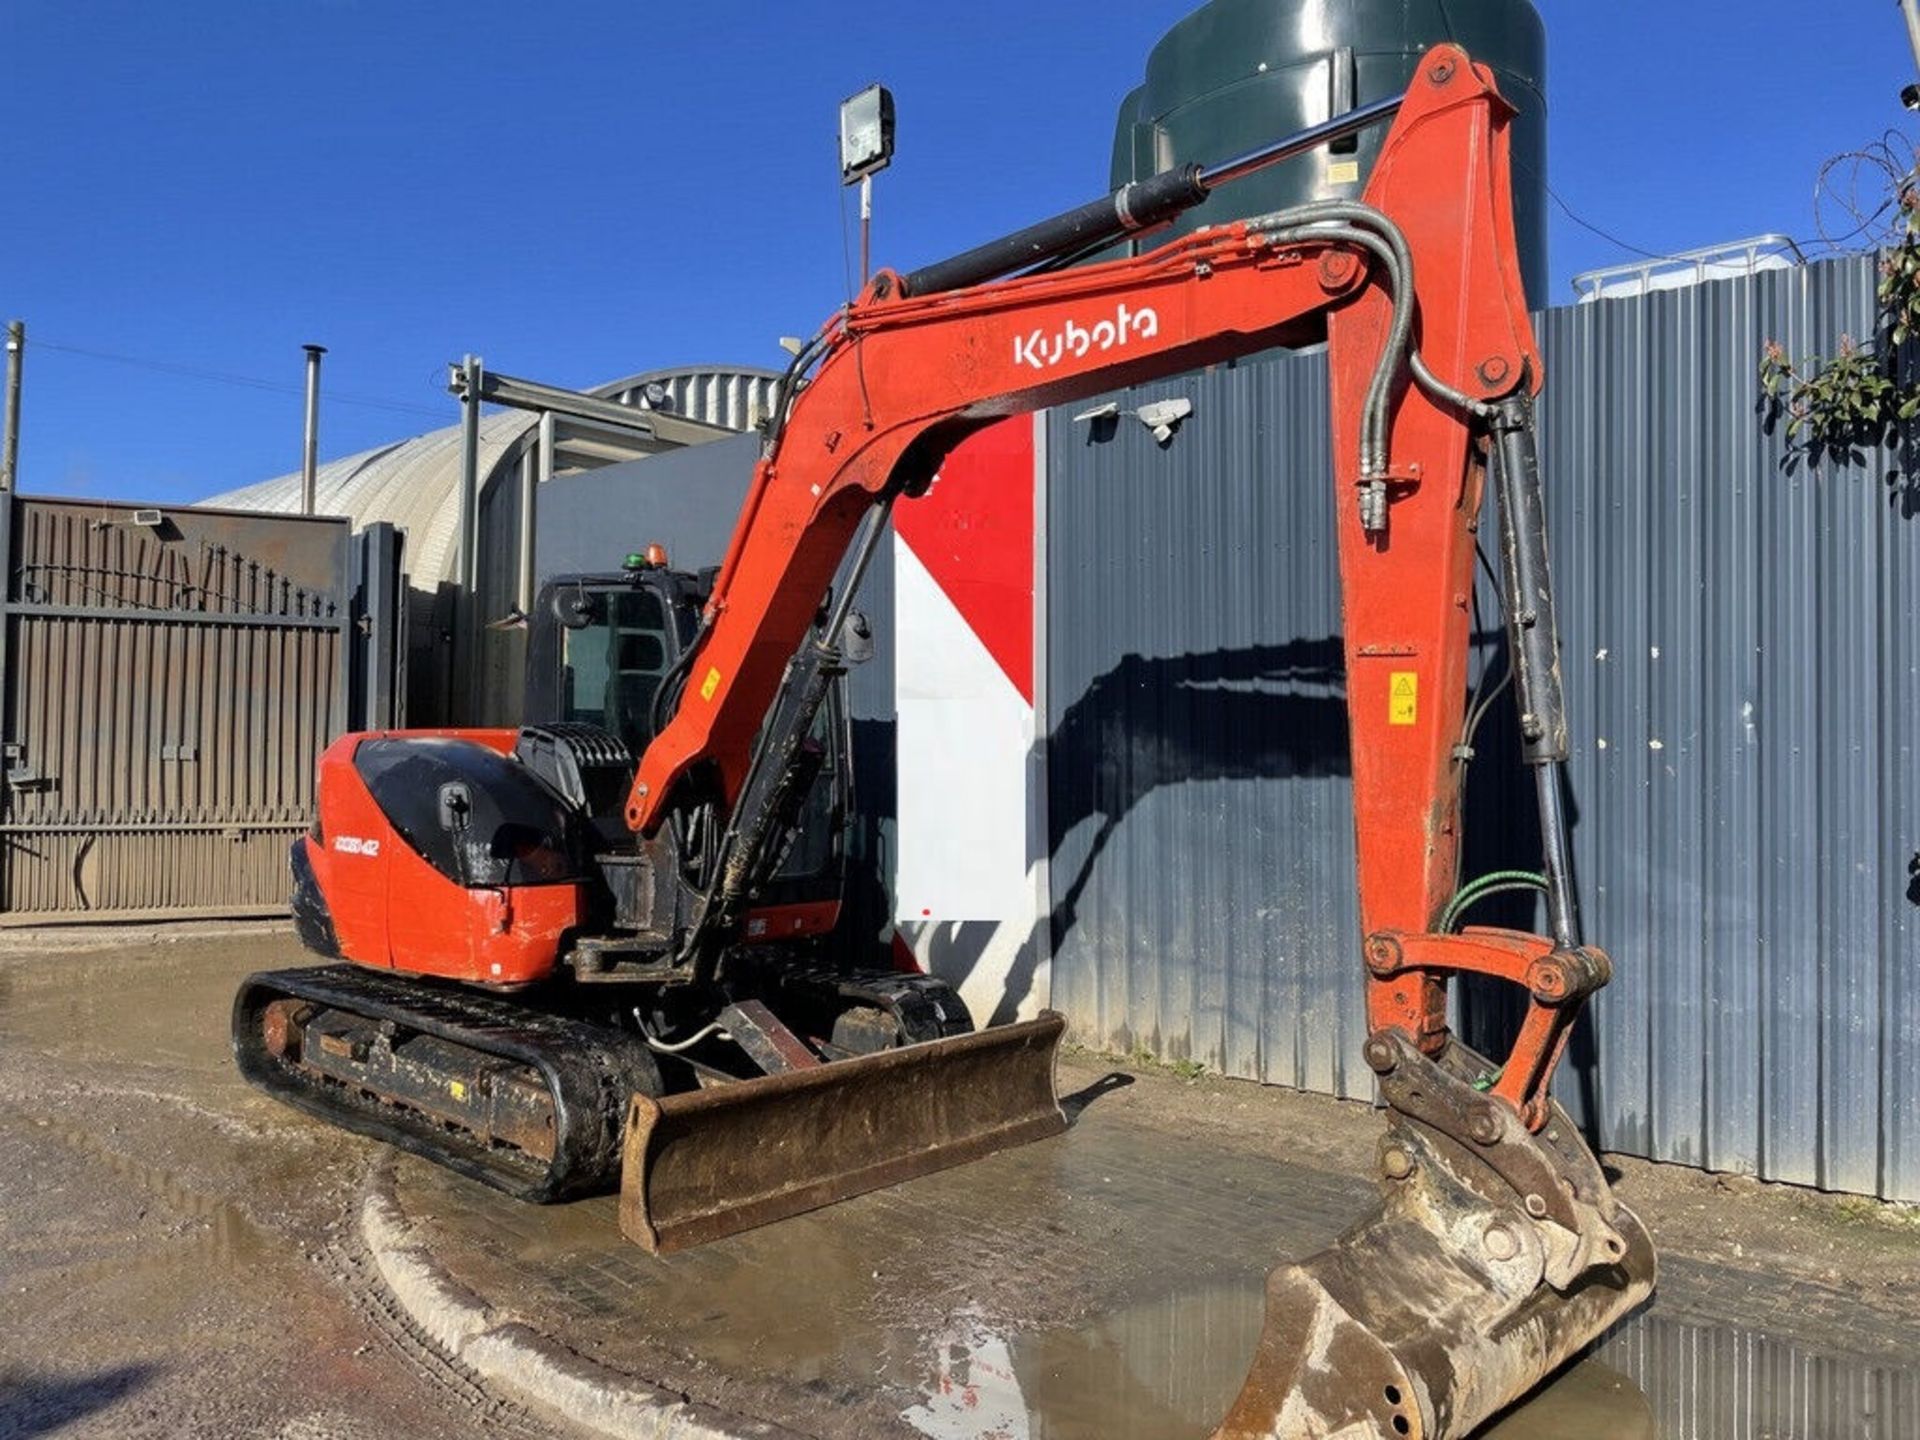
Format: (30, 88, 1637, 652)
(234, 961, 1061, 1226)
(232, 965, 661, 1202)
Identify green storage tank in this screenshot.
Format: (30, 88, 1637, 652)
(1112, 0, 1548, 305)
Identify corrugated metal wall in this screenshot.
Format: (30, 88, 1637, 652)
(597, 368, 780, 434)
(1044, 253, 1920, 1201)
(1046, 357, 1368, 1101)
(1, 497, 355, 921)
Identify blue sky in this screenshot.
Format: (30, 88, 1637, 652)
(0, 2, 1908, 502)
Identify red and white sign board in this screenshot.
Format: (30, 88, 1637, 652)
(890, 418, 1047, 1024)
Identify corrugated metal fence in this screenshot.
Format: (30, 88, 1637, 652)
(1044, 253, 1920, 1201)
(0, 497, 399, 922)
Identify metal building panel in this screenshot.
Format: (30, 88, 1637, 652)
(1541, 255, 1920, 1201)
(1046, 357, 1366, 1098)
(1043, 253, 1920, 1200)
(595, 366, 780, 434)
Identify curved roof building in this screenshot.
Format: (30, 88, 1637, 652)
(204, 362, 780, 725)
(203, 364, 780, 588)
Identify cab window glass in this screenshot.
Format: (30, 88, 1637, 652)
(560, 589, 670, 754)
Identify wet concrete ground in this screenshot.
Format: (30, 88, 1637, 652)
(395, 1039, 1920, 1436)
(397, 1073, 1920, 1440)
(0, 926, 581, 1440)
(8, 929, 1920, 1439)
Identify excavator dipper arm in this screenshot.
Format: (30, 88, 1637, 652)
(625, 45, 1652, 1439)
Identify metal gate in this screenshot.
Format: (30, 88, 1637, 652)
(0, 495, 365, 921)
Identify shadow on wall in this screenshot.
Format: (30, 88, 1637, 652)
(838, 716, 900, 971)
(1026, 631, 1601, 1136)
(899, 637, 1341, 1025)
(895, 638, 1349, 1028)
(1046, 637, 1353, 972)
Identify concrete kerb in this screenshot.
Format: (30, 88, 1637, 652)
(358, 1158, 808, 1440)
(0, 918, 295, 953)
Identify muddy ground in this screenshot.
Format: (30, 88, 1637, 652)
(0, 924, 582, 1440)
(5, 926, 1919, 1439)
(396, 1039, 1920, 1440)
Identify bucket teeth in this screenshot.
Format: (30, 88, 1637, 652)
(1214, 1076, 1655, 1440)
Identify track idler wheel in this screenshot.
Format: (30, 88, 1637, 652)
(1214, 1032, 1655, 1439)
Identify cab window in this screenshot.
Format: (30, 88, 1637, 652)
(559, 589, 671, 755)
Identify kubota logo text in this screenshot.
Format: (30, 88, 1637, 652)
(1014, 301, 1160, 371)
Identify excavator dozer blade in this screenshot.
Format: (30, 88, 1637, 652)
(619, 1011, 1067, 1253)
(1215, 1036, 1657, 1440)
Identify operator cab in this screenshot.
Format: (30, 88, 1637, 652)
(521, 558, 849, 899)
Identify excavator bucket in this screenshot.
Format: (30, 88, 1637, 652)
(619, 1011, 1067, 1253)
(1214, 1033, 1656, 1440)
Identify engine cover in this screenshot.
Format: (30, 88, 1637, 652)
(297, 728, 587, 984)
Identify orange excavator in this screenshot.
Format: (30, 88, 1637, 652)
(236, 46, 1653, 1437)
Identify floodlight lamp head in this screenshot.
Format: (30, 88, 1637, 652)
(840, 84, 895, 184)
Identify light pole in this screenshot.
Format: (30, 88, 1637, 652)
(839, 84, 895, 285)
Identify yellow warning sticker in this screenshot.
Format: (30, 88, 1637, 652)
(449, 1080, 467, 1101)
(699, 666, 723, 701)
(1389, 671, 1418, 726)
(1327, 159, 1362, 186)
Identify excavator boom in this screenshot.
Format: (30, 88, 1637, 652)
(616, 44, 1653, 1439)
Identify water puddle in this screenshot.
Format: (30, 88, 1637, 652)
(903, 1290, 1260, 1440)
(413, 1119, 1920, 1440)
(106, 916, 1899, 1440)
(0, 932, 284, 1076)
(898, 1282, 1911, 1439)
(29, 1118, 277, 1278)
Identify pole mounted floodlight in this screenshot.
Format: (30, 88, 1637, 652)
(840, 84, 894, 284)
(839, 84, 895, 183)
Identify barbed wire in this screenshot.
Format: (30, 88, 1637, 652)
(1809, 129, 1919, 257)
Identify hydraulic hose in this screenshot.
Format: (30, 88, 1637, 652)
(650, 619, 706, 739)
(768, 323, 836, 449)
(1251, 200, 1498, 437)
(1440, 869, 1548, 932)
(636, 1015, 732, 1055)
(1248, 216, 1409, 481)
